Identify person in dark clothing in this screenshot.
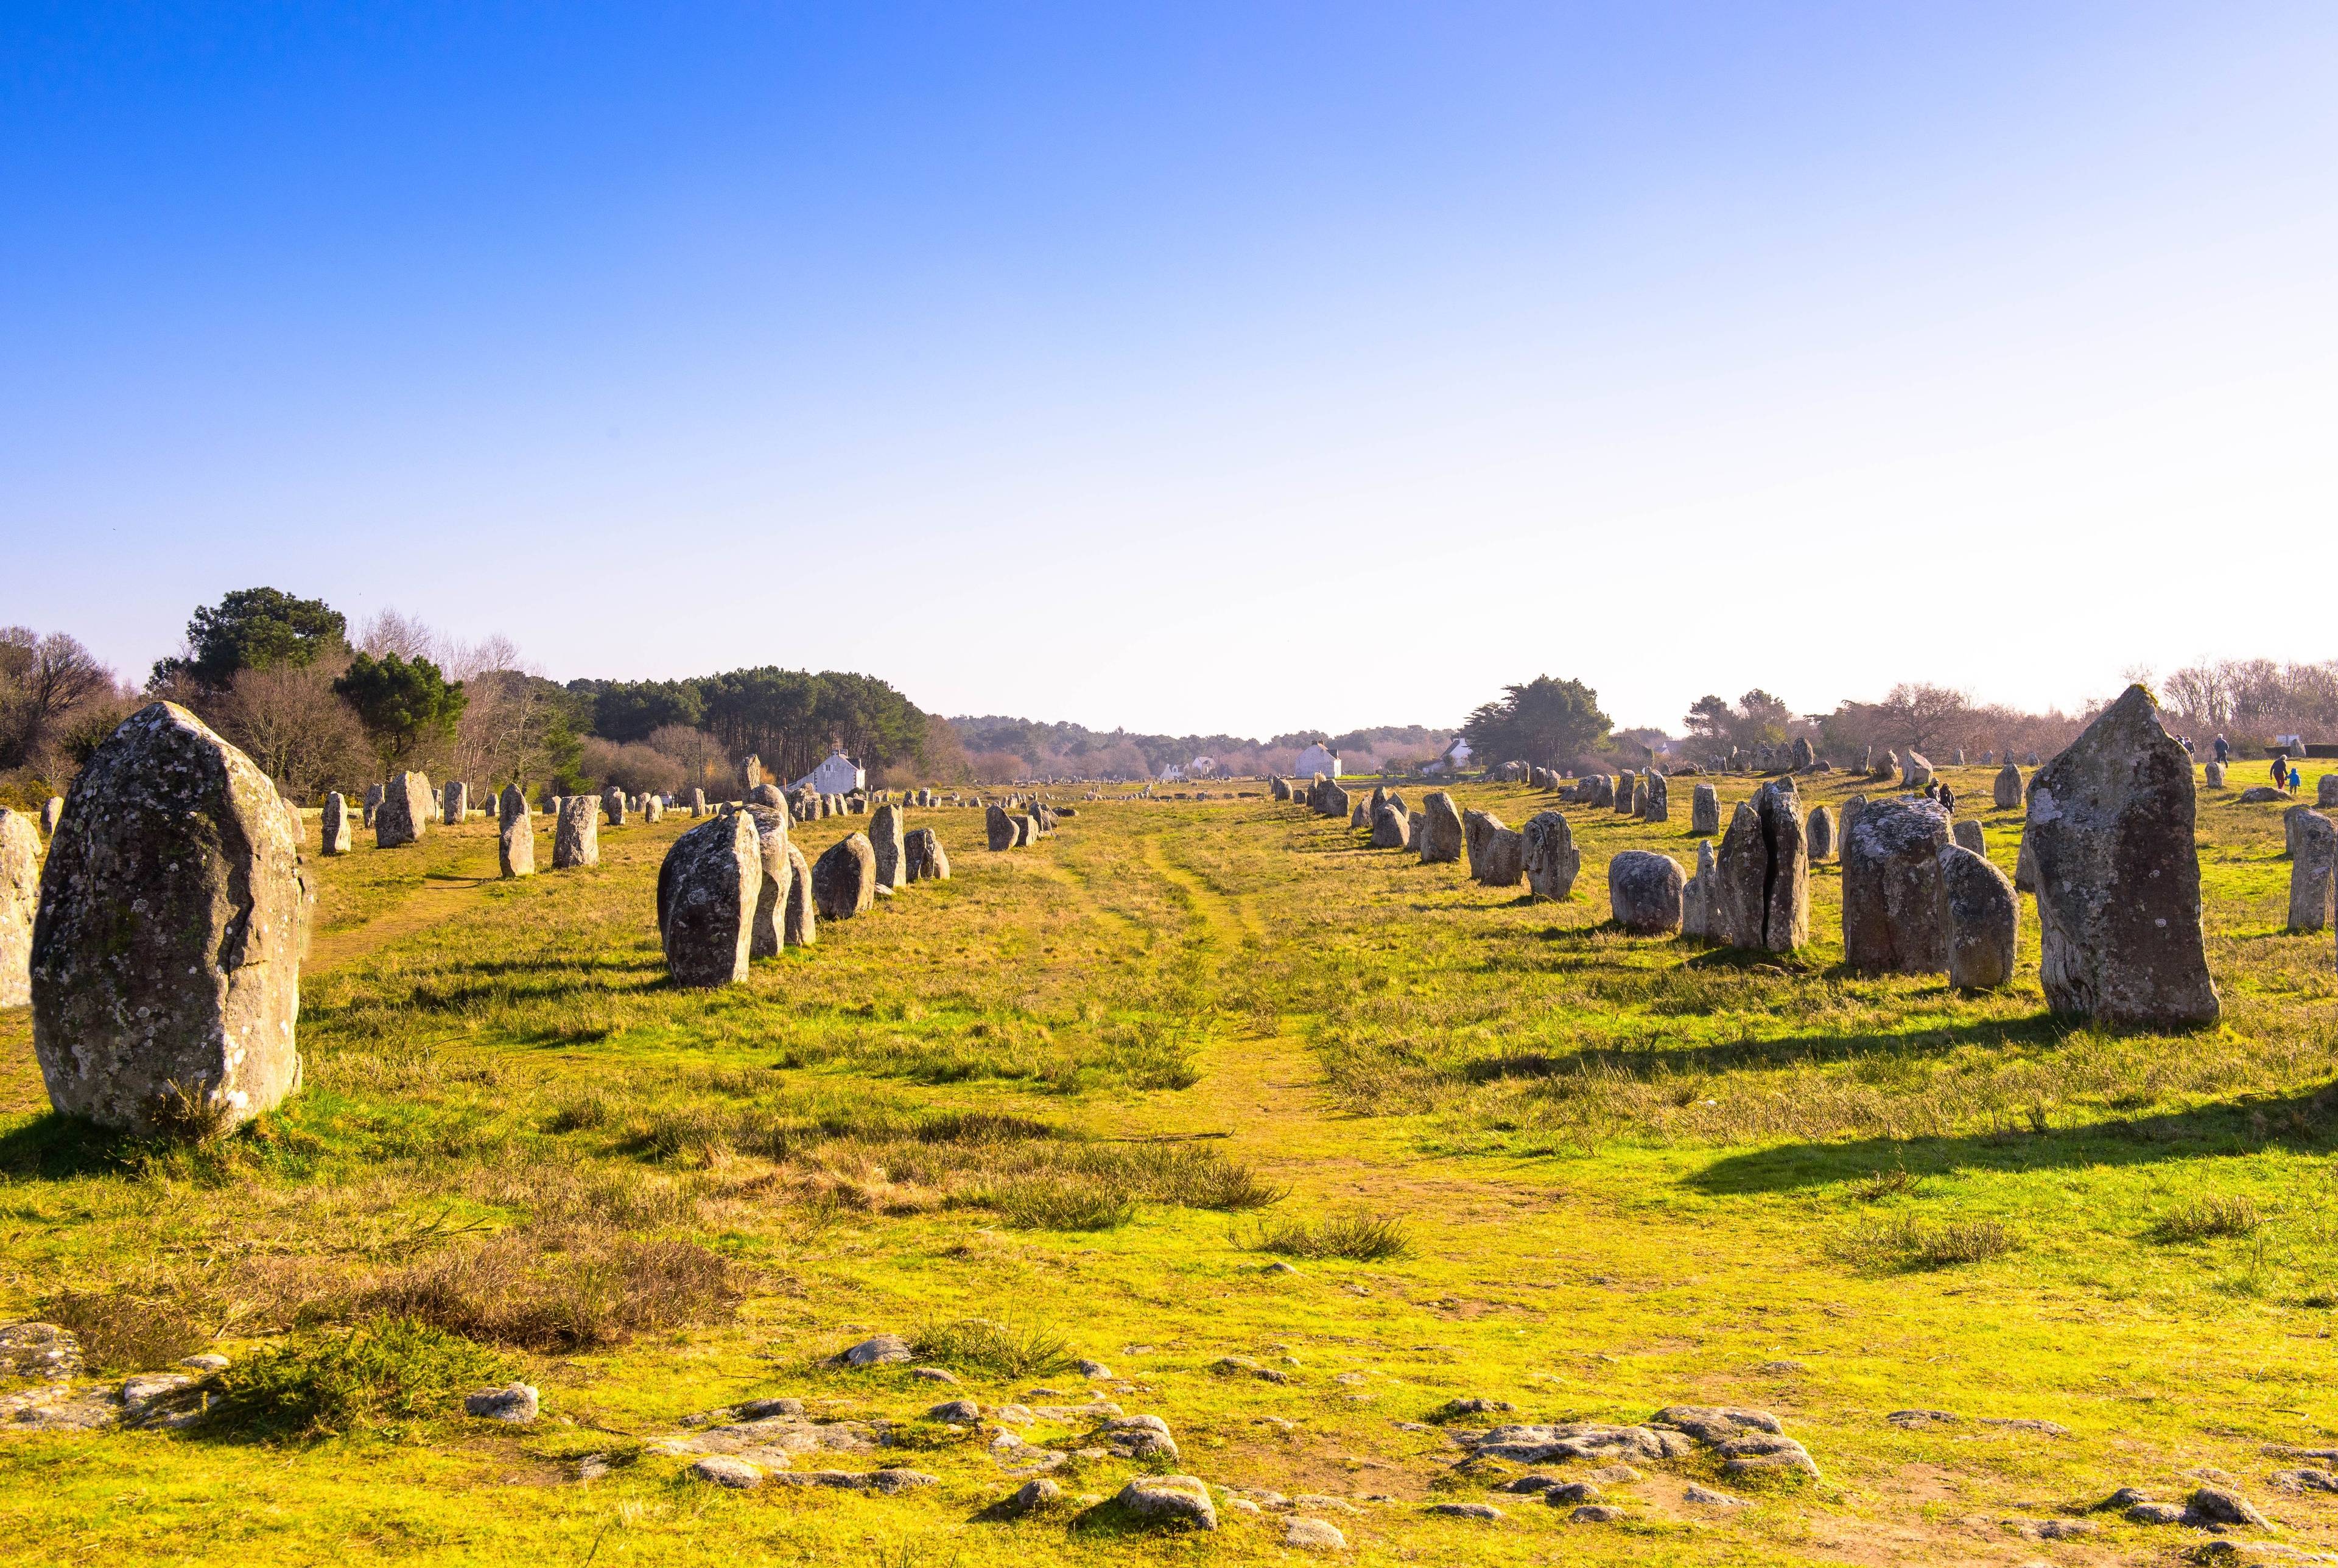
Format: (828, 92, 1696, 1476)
(2214, 733, 2229, 763)
(2272, 753, 2291, 788)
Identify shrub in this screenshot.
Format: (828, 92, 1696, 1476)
(216, 1318, 511, 1437)
(990, 1178, 1136, 1232)
(361, 1235, 742, 1351)
(1250, 1206, 1413, 1261)
(42, 1287, 217, 1374)
(2155, 1195, 2264, 1242)
(1840, 1214, 2021, 1270)
(911, 1317, 1073, 1379)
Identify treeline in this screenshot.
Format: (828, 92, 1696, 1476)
(1, 587, 947, 808)
(947, 716, 1456, 782)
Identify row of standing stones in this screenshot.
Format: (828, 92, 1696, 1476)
(0, 701, 1078, 1133)
(1276, 687, 2256, 1027)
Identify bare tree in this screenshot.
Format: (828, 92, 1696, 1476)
(1868, 683, 1973, 753)
(209, 663, 373, 803)
(0, 627, 121, 775)
(356, 607, 439, 663)
(644, 724, 731, 792)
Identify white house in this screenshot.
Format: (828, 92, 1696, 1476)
(1424, 737, 1473, 775)
(792, 749, 865, 794)
(1293, 742, 1341, 778)
(1190, 755, 1218, 777)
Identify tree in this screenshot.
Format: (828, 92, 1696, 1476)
(450, 670, 585, 792)
(1869, 682, 1972, 753)
(1683, 695, 1733, 744)
(154, 587, 346, 690)
(209, 663, 371, 803)
(589, 679, 706, 743)
(1459, 676, 1612, 768)
(334, 652, 466, 769)
(0, 628, 117, 772)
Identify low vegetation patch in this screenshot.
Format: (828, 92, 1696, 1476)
(214, 1318, 513, 1438)
(41, 1286, 219, 1374)
(2154, 1194, 2266, 1242)
(911, 1317, 1074, 1379)
(1839, 1214, 2023, 1270)
(1248, 1205, 1413, 1261)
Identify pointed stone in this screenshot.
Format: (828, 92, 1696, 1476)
(656, 812, 761, 987)
(1522, 811, 1579, 899)
(320, 791, 353, 854)
(1939, 843, 2018, 989)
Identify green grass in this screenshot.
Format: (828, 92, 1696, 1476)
(2, 770, 2338, 1563)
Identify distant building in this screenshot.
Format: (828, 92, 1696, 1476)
(792, 749, 865, 794)
(1158, 762, 1187, 783)
(1190, 755, 1218, 777)
(1294, 743, 1341, 778)
(1425, 737, 1472, 775)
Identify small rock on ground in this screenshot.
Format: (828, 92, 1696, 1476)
(463, 1384, 539, 1423)
(1283, 1517, 1347, 1550)
(1003, 1477, 1061, 1515)
(1075, 1359, 1112, 1379)
(840, 1334, 912, 1367)
(1571, 1504, 1626, 1522)
(1116, 1474, 1218, 1530)
(1683, 1483, 1747, 1507)
(1427, 1502, 1503, 1521)
(908, 1366, 959, 1384)
(690, 1455, 764, 1488)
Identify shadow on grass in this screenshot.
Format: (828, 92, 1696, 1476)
(1457, 1015, 2071, 1087)
(1690, 1083, 2338, 1195)
(0, 1111, 145, 1178)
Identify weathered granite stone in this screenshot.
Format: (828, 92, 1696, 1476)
(1682, 840, 1718, 940)
(1691, 782, 1720, 836)
(38, 798, 62, 837)
(2288, 810, 2336, 934)
(1464, 811, 1524, 887)
(1711, 779, 1808, 951)
(986, 804, 1019, 851)
(1939, 843, 2018, 989)
(2014, 831, 2035, 893)
(1318, 781, 1352, 818)
(0, 810, 39, 1007)
(30, 703, 303, 1132)
(1016, 814, 1041, 846)
(1842, 796, 1952, 974)
(784, 841, 816, 947)
(742, 806, 792, 957)
(740, 754, 762, 794)
(320, 791, 353, 855)
(1615, 772, 1638, 814)
(1608, 850, 1685, 934)
(643, 796, 663, 823)
(376, 772, 429, 847)
(1953, 819, 1985, 856)
(746, 783, 782, 810)
(1349, 802, 1369, 830)
(2320, 775, 2338, 810)
(363, 782, 385, 826)
(1791, 737, 1816, 771)
(1807, 805, 1835, 861)
(656, 813, 760, 987)
(2027, 686, 2219, 1027)
(1902, 751, 1934, 789)
(1522, 811, 1579, 900)
(2239, 785, 2287, 804)
(443, 781, 468, 825)
(1270, 777, 1291, 801)
(690, 788, 707, 817)
(497, 785, 535, 878)
(2204, 760, 2226, 788)
(1953, 749, 1966, 766)
(1419, 793, 1464, 863)
(553, 796, 600, 869)
(1841, 793, 1866, 850)
(905, 827, 950, 881)
(1644, 769, 1670, 822)
(1371, 804, 1411, 850)
(813, 834, 877, 920)
(869, 803, 907, 890)
(1994, 763, 2022, 811)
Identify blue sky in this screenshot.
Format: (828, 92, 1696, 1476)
(5, 3, 2336, 737)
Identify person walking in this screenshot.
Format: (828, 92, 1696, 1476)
(2214, 733, 2230, 764)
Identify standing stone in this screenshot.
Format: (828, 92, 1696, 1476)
(743, 806, 792, 957)
(1953, 819, 1985, 856)
(365, 783, 385, 827)
(0, 809, 38, 1006)
(1993, 763, 2022, 811)
(1939, 843, 2018, 990)
(1419, 793, 1464, 864)
(1464, 812, 1525, 889)
(39, 798, 63, 837)
(1371, 804, 1411, 850)
(643, 796, 663, 823)
(320, 792, 353, 855)
(29, 703, 302, 1133)
(1902, 751, 1934, 789)
(1017, 814, 1042, 846)
(602, 787, 627, 826)
(740, 754, 762, 794)
(690, 788, 707, 817)
(1607, 850, 1685, 934)
(2014, 831, 2036, 894)
(1711, 779, 1808, 952)
(1644, 770, 1669, 822)
(2320, 775, 2338, 810)
(1791, 737, 1816, 771)
(784, 841, 816, 946)
(1807, 805, 1836, 861)
(1319, 780, 1352, 818)
(1521, 811, 1579, 900)
(1842, 796, 1953, 974)
(2027, 686, 2218, 1027)
(869, 803, 907, 889)
(1682, 839, 1718, 940)
(656, 812, 761, 988)
(1615, 771, 1638, 814)
(1406, 809, 1425, 845)
(905, 827, 950, 881)
(1880, 750, 1901, 781)
(443, 781, 468, 825)
(553, 796, 600, 869)
(2287, 810, 2336, 934)
(1691, 782, 1720, 836)
(376, 772, 430, 847)
(1349, 802, 1369, 830)
(1860, 746, 1874, 774)
(1953, 748, 1967, 766)
(497, 785, 535, 878)
(748, 783, 783, 809)
(1270, 777, 1291, 802)
(813, 834, 877, 920)
(986, 804, 1019, 851)
(2024, 751, 2041, 766)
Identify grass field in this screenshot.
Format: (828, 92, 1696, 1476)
(4, 762, 2338, 1566)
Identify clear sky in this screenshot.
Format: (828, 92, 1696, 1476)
(5, 3, 2336, 738)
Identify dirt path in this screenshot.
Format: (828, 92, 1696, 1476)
(306, 875, 496, 976)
